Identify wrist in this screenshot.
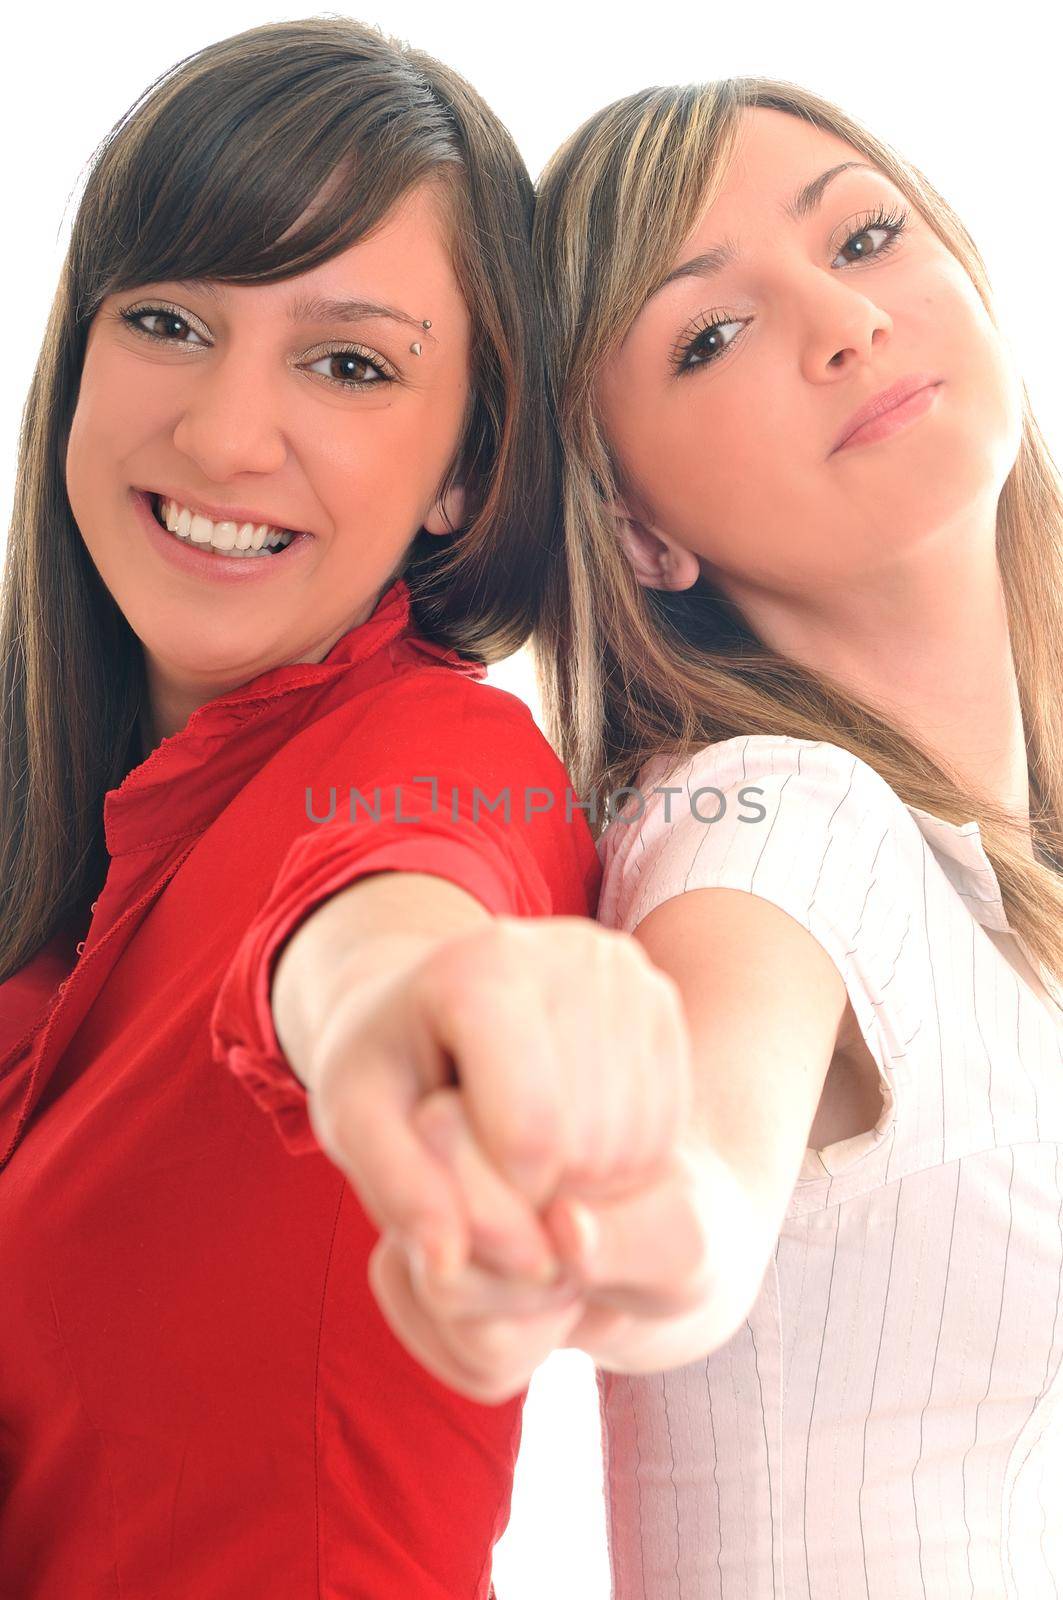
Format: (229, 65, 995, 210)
(271, 920, 438, 1093)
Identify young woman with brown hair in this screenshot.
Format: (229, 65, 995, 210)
(0, 20, 707, 1596)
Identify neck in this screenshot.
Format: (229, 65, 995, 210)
(710, 503, 1034, 858)
(134, 604, 381, 760)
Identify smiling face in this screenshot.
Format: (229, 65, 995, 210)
(595, 106, 1022, 609)
(65, 177, 472, 737)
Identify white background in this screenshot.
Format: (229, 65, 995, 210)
(2, 3, 1059, 1594)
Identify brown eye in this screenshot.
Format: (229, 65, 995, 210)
(120, 306, 206, 344)
(305, 349, 392, 389)
(832, 204, 909, 268)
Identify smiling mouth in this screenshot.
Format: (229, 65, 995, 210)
(148, 492, 296, 557)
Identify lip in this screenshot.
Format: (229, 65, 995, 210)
(134, 484, 311, 535)
(831, 374, 944, 455)
(131, 488, 314, 583)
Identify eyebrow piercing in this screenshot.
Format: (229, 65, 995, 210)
(410, 319, 432, 356)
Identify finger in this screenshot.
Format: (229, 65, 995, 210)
(399, 1231, 585, 1317)
(417, 925, 566, 1205)
(309, 1049, 469, 1276)
(412, 1088, 565, 1283)
(555, 937, 669, 1185)
(368, 1231, 588, 1406)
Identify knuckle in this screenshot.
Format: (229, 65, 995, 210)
(492, 1104, 563, 1172)
(424, 923, 532, 1009)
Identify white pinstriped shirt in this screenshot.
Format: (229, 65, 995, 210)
(595, 736, 1063, 1600)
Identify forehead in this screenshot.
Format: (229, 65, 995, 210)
(285, 175, 461, 291)
(695, 105, 867, 229)
(321, 180, 461, 292)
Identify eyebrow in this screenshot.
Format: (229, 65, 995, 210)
(165, 280, 437, 343)
(629, 160, 881, 326)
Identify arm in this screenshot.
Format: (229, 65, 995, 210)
(581, 882, 850, 1368)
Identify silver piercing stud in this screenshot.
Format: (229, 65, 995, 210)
(410, 341, 422, 355)
(422, 319, 432, 328)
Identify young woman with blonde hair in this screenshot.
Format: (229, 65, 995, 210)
(406, 75, 1063, 1598)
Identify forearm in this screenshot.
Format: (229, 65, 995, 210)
(270, 871, 490, 1094)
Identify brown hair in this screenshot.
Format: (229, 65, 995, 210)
(531, 75, 1063, 979)
(0, 16, 559, 981)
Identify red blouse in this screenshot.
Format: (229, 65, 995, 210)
(0, 576, 601, 1599)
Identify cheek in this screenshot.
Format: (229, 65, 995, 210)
(641, 375, 793, 545)
(67, 355, 169, 497)
(917, 265, 1023, 475)
(309, 419, 437, 549)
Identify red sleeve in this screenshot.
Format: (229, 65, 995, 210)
(209, 672, 600, 1156)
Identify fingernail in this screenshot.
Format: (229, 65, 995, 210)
(403, 1237, 427, 1279)
(480, 1238, 561, 1284)
(527, 1254, 565, 1285)
(421, 1223, 462, 1282)
(567, 1200, 599, 1263)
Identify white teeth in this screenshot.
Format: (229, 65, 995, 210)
(156, 496, 295, 557)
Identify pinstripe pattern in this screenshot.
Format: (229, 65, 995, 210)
(595, 736, 1063, 1599)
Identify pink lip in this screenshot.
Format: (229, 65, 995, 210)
(831, 375, 944, 454)
(131, 488, 314, 583)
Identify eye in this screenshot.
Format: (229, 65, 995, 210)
(671, 200, 911, 378)
(302, 348, 394, 389)
(830, 203, 910, 268)
(118, 304, 208, 346)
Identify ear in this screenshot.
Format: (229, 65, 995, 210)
(423, 481, 467, 537)
(604, 496, 701, 592)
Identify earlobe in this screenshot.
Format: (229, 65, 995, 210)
(423, 482, 467, 537)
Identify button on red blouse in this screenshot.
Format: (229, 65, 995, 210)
(0, 576, 602, 1599)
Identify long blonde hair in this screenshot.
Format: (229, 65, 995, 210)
(531, 75, 1063, 980)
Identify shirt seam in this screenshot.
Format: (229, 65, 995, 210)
(314, 1177, 348, 1598)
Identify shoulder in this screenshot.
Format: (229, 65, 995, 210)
(598, 735, 914, 941)
(338, 664, 567, 778)
(328, 665, 599, 907)
(639, 734, 902, 815)
(607, 734, 908, 854)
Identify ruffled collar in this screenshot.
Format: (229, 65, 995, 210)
(102, 577, 484, 859)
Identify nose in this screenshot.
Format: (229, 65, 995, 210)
(798, 273, 893, 384)
(170, 350, 288, 479)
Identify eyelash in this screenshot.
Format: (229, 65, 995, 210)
(670, 202, 911, 377)
(114, 302, 397, 390)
